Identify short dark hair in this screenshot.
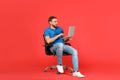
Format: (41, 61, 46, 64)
(48, 16, 57, 23)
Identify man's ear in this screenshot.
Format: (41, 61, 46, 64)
(49, 21, 52, 24)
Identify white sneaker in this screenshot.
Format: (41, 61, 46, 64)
(56, 65, 64, 73)
(72, 71, 85, 78)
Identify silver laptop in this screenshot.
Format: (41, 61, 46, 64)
(67, 26, 75, 37)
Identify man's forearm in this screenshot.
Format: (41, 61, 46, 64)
(47, 35, 60, 44)
(46, 33, 64, 44)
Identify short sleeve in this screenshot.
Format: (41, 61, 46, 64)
(60, 27, 64, 33)
(44, 30, 49, 37)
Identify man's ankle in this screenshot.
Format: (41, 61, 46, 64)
(58, 64, 62, 66)
(73, 70, 79, 72)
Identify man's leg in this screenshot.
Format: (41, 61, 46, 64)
(50, 43, 64, 65)
(63, 45, 78, 71)
(63, 45, 85, 77)
(50, 43, 64, 73)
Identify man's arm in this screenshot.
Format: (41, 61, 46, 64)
(45, 33, 64, 44)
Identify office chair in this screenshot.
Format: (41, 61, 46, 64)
(43, 35, 74, 74)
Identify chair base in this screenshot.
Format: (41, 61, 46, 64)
(43, 65, 74, 73)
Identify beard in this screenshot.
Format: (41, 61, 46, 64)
(51, 24, 57, 28)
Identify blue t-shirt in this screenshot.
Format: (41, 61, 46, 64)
(44, 26, 64, 45)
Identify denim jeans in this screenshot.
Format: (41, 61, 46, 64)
(50, 43, 79, 71)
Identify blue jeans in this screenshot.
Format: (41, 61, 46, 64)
(50, 43, 79, 71)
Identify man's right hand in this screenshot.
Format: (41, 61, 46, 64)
(58, 33, 64, 37)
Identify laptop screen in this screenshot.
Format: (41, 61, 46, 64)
(68, 26, 75, 37)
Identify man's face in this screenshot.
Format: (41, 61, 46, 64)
(50, 18, 58, 27)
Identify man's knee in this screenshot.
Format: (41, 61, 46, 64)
(56, 43, 64, 50)
(73, 49, 78, 56)
(58, 47, 63, 52)
(56, 43, 64, 56)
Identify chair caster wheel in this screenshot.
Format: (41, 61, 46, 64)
(70, 70, 73, 73)
(56, 71, 60, 74)
(65, 68, 68, 70)
(43, 70, 47, 72)
(50, 68, 53, 70)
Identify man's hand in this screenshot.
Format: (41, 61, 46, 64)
(63, 36, 72, 42)
(58, 33, 64, 37)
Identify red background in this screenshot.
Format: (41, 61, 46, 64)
(0, 0, 120, 80)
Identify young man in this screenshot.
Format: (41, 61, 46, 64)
(43, 16, 85, 78)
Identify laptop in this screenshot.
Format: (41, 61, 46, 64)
(67, 26, 75, 37)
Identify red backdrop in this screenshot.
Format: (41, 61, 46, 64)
(0, 0, 120, 80)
